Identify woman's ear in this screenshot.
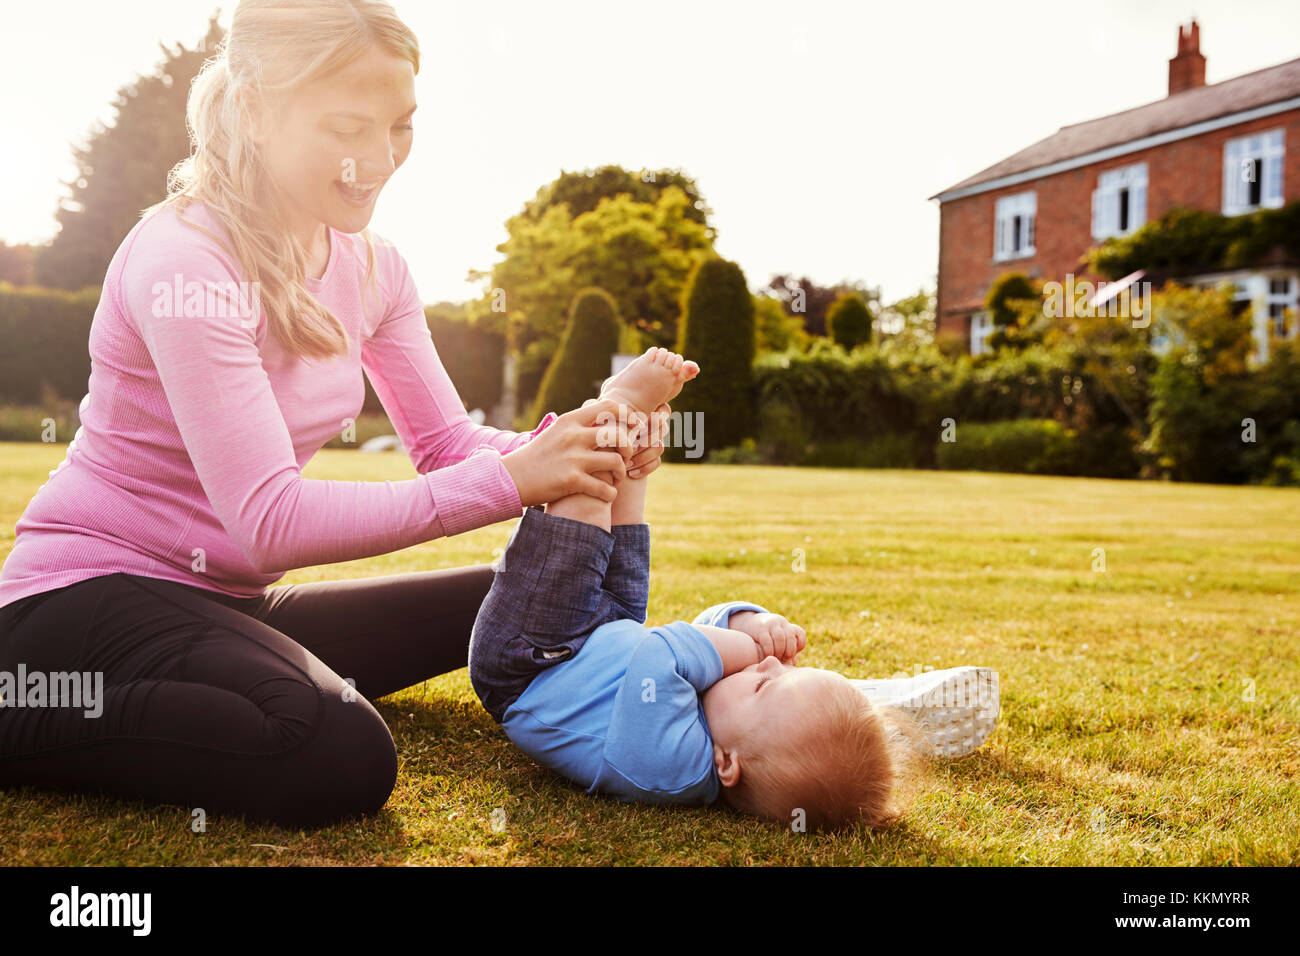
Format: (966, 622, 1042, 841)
(238, 87, 273, 146)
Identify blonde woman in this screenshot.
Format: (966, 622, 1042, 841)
(0, 0, 670, 829)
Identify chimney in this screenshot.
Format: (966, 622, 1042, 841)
(1168, 19, 1206, 96)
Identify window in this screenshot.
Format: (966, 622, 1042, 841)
(1092, 163, 1147, 240)
(1266, 277, 1297, 338)
(1195, 273, 1297, 363)
(994, 191, 1036, 261)
(970, 311, 994, 355)
(1222, 128, 1284, 215)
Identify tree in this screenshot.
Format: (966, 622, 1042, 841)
(671, 258, 756, 459)
(0, 243, 37, 286)
(36, 15, 225, 289)
(1142, 282, 1256, 482)
(468, 179, 715, 412)
(826, 292, 873, 350)
(760, 274, 879, 338)
(986, 272, 1038, 327)
(522, 164, 714, 231)
(753, 293, 809, 353)
(984, 272, 1042, 351)
(876, 288, 936, 350)
(530, 288, 622, 422)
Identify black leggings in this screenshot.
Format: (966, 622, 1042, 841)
(0, 566, 495, 829)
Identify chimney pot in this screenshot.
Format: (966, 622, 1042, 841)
(1169, 18, 1207, 96)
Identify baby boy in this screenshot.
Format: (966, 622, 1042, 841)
(468, 347, 917, 830)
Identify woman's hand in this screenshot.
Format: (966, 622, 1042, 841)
(579, 399, 671, 480)
(624, 403, 672, 479)
(501, 399, 629, 507)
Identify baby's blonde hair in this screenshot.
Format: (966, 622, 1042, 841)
(144, 0, 420, 359)
(721, 678, 928, 831)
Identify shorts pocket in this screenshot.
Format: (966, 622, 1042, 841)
(498, 631, 587, 681)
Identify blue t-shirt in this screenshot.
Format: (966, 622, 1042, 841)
(501, 600, 769, 805)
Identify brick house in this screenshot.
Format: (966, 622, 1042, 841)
(930, 21, 1300, 361)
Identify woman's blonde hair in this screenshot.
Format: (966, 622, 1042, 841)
(143, 0, 420, 359)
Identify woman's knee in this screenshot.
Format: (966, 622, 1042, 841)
(263, 691, 398, 828)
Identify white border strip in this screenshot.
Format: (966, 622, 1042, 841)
(931, 95, 1300, 202)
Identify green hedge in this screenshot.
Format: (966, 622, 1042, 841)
(1088, 202, 1300, 280)
(934, 419, 1081, 475)
(422, 307, 504, 414)
(0, 285, 504, 419)
(0, 285, 98, 404)
(6, 277, 1292, 485)
(750, 340, 1144, 477)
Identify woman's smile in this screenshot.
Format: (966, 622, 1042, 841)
(334, 179, 382, 207)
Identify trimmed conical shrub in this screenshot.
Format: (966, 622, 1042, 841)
(826, 292, 873, 350)
(531, 287, 622, 420)
(669, 257, 755, 462)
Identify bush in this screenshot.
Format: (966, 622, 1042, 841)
(755, 396, 813, 464)
(984, 272, 1044, 350)
(0, 285, 99, 404)
(1259, 450, 1300, 487)
(704, 437, 762, 465)
(826, 292, 873, 351)
(424, 304, 505, 414)
(0, 392, 82, 443)
(801, 433, 919, 469)
(1239, 338, 1300, 484)
(530, 287, 621, 421)
(1142, 283, 1259, 482)
(935, 419, 1081, 475)
(753, 293, 808, 354)
(1088, 202, 1300, 280)
(985, 272, 1038, 328)
(670, 257, 755, 461)
(747, 339, 1146, 478)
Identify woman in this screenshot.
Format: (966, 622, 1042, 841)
(0, 0, 670, 829)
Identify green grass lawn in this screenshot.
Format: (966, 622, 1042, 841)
(1, 442, 1297, 865)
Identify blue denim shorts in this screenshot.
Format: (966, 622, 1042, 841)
(468, 505, 650, 723)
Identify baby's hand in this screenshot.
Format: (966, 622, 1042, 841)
(731, 611, 806, 664)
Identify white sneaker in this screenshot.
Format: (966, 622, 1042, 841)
(849, 667, 1000, 758)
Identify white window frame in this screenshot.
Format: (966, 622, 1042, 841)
(1266, 277, 1298, 339)
(1231, 276, 1268, 364)
(1222, 128, 1285, 216)
(970, 310, 995, 355)
(1091, 162, 1148, 240)
(1190, 271, 1297, 365)
(993, 191, 1036, 261)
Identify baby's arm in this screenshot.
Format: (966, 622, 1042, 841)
(727, 611, 806, 664)
(691, 624, 761, 677)
(687, 600, 802, 672)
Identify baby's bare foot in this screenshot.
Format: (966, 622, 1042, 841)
(601, 347, 700, 414)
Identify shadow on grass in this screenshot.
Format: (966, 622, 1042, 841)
(0, 695, 1078, 865)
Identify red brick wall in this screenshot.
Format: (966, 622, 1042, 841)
(935, 107, 1300, 344)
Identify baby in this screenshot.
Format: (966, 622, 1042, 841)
(469, 347, 990, 831)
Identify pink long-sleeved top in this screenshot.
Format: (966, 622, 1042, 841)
(0, 200, 557, 610)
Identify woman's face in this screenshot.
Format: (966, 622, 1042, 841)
(254, 45, 416, 239)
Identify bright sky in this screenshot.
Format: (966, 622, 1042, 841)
(2, 0, 1298, 306)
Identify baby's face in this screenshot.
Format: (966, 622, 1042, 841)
(702, 657, 844, 754)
